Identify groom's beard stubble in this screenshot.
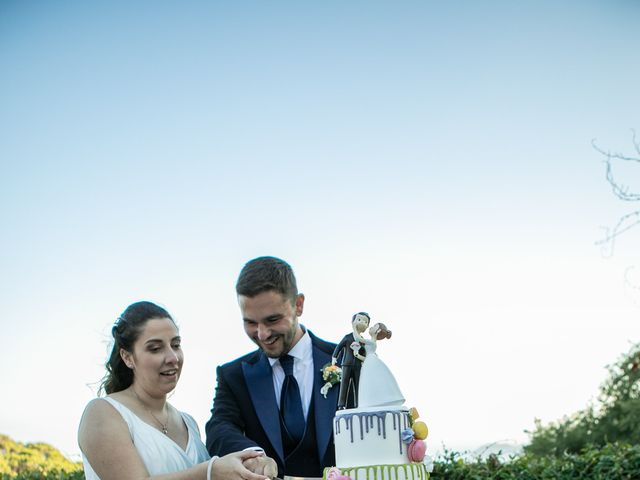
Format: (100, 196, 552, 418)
(253, 321, 299, 359)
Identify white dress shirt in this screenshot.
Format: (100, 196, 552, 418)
(268, 327, 314, 419)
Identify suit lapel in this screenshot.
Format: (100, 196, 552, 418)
(242, 353, 284, 464)
(312, 337, 338, 463)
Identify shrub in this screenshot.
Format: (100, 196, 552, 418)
(432, 443, 640, 480)
(0, 435, 83, 480)
(525, 342, 640, 456)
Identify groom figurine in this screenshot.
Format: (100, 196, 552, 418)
(332, 312, 369, 409)
(206, 256, 339, 479)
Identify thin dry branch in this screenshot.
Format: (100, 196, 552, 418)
(593, 131, 640, 253)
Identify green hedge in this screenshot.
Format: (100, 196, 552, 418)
(0, 474, 84, 480)
(432, 443, 640, 480)
(526, 343, 640, 456)
(0, 435, 83, 480)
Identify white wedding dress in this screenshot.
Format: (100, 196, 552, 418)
(82, 397, 209, 479)
(357, 339, 405, 408)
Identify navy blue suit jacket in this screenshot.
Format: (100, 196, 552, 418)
(205, 331, 338, 476)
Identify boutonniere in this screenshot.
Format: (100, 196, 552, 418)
(320, 363, 342, 398)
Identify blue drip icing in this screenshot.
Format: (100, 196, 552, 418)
(349, 414, 354, 443)
(337, 410, 405, 455)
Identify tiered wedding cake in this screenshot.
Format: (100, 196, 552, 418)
(324, 321, 431, 480)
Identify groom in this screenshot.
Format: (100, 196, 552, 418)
(205, 256, 339, 479)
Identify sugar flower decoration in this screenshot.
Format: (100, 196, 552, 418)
(326, 467, 350, 480)
(326, 467, 342, 480)
(423, 455, 434, 473)
(401, 428, 415, 444)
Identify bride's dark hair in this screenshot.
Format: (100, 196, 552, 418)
(100, 301, 173, 395)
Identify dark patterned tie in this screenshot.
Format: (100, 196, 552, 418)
(279, 355, 305, 443)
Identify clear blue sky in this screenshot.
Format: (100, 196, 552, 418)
(1, 0, 639, 459)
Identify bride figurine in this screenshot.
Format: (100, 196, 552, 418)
(357, 322, 405, 408)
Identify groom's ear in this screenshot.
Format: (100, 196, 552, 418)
(294, 293, 305, 316)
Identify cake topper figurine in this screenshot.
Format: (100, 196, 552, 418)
(332, 312, 370, 409)
(357, 321, 405, 408)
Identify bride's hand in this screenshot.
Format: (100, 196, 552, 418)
(211, 451, 269, 480)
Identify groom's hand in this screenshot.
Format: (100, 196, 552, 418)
(212, 451, 269, 480)
(243, 454, 278, 478)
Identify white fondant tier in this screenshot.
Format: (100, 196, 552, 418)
(334, 406, 412, 467)
(324, 464, 430, 480)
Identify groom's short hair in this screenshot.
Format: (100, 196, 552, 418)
(236, 256, 299, 302)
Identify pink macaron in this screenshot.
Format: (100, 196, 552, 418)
(407, 439, 426, 462)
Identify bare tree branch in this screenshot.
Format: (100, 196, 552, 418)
(593, 131, 640, 253)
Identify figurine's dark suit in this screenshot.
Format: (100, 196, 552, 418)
(333, 333, 366, 409)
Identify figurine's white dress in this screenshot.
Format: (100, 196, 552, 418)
(357, 339, 405, 408)
(81, 397, 209, 479)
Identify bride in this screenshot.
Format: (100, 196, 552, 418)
(356, 322, 405, 408)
